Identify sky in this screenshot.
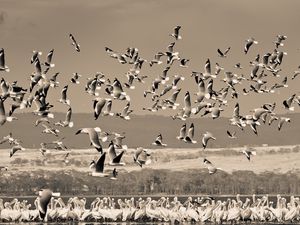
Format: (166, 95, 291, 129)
(0, 0, 300, 116)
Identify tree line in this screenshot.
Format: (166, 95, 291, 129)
(0, 168, 300, 196)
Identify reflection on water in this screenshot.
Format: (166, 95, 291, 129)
(5, 223, 300, 225)
(0, 223, 171, 225)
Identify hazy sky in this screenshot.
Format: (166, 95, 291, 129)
(1, 0, 300, 116)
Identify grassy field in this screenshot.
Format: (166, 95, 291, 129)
(1, 145, 300, 174)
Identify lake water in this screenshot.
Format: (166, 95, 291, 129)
(0, 223, 300, 225)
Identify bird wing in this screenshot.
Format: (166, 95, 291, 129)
(226, 130, 232, 137)
(65, 107, 72, 122)
(184, 92, 191, 108)
(187, 123, 194, 139)
(217, 49, 224, 57)
(89, 130, 102, 150)
(95, 152, 106, 173)
(179, 124, 186, 138)
(156, 134, 162, 142)
(224, 47, 231, 55)
(121, 102, 130, 116)
(61, 85, 68, 101)
(34, 58, 42, 75)
(46, 49, 54, 64)
(170, 89, 181, 103)
(112, 150, 125, 164)
(108, 141, 117, 160)
(204, 59, 211, 74)
(0, 98, 6, 117)
(233, 103, 240, 118)
(0, 48, 5, 68)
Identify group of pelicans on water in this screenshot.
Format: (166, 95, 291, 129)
(0, 189, 300, 223)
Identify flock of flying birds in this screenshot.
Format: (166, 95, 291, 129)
(0, 25, 299, 177)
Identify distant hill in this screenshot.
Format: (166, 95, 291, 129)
(0, 112, 299, 149)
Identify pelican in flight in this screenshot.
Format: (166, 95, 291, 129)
(152, 134, 167, 147)
(71, 72, 82, 84)
(0, 97, 17, 126)
(44, 49, 55, 67)
(177, 123, 186, 140)
(203, 158, 222, 174)
(54, 107, 73, 127)
(31, 50, 42, 64)
(217, 47, 231, 57)
(10, 145, 25, 157)
(226, 130, 237, 139)
(278, 117, 291, 131)
(59, 85, 71, 106)
(134, 147, 151, 167)
(93, 98, 107, 120)
(202, 132, 216, 149)
(170, 25, 182, 40)
(42, 124, 60, 137)
(183, 123, 197, 144)
(240, 148, 257, 161)
(75, 127, 103, 153)
(244, 37, 258, 54)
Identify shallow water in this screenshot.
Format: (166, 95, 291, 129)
(1, 223, 300, 225)
(0, 223, 170, 225)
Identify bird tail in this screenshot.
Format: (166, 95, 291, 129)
(68, 121, 74, 128)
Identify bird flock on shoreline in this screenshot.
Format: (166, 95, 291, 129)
(1, 192, 300, 223)
(0, 26, 299, 177)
